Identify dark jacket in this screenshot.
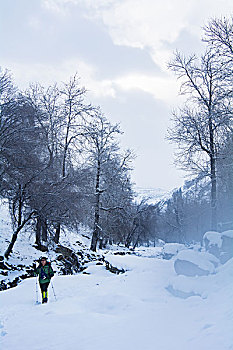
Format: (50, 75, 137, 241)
(35, 262, 54, 284)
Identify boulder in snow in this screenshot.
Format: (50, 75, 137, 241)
(203, 230, 233, 264)
(203, 231, 222, 258)
(174, 250, 218, 277)
(162, 243, 185, 260)
(220, 230, 233, 264)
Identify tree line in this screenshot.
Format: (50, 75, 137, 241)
(1, 16, 232, 256)
(0, 72, 144, 257)
(135, 16, 233, 245)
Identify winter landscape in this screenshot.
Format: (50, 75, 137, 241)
(1, 200, 233, 350)
(0, 1, 233, 350)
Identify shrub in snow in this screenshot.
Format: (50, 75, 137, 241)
(174, 250, 219, 277)
(162, 243, 185, 260)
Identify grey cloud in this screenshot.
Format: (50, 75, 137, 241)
(0, 0, 185, 189)
(0, 0, 160, 79)
(90, 88, 184, 189)
(163, 28, 205, 57)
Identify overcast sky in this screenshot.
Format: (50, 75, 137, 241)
(0, 0, 232, 190)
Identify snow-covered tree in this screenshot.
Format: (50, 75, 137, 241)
(168, 48, 232, 230)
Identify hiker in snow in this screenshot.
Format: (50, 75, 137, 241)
(34, 257, 54, 303)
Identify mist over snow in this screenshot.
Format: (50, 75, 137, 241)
(1, 200, 233, 350)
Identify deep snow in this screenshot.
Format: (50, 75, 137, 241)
(1, 251, 233, 350)
(1, 200, 232, 349)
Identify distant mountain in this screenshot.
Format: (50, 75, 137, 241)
(134, 187, 171, 205)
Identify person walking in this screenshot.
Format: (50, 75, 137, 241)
(34, 257, 54, 303)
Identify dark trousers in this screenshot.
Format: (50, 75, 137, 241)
(39, 282, 49, 292)
(39, 282, 49, 301)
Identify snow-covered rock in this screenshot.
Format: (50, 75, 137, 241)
(221, 230, 233, 239)
(174, 249, 219, 277)
(203, 230, 233, 263)
(162, 243, 185, 259)
(220, 230, 233, 264)
(169, 257, 233, 302)
(203, 231, 222, 248)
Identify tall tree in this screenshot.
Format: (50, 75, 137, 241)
(54, 75, 93, 243)
(2, 96, 45, 258)
(203, 17, 233, 229)
(26, 83, 61, 246)
(81, 112, 122, 251)
(98, 151, 134, 247)
(168, 49, 232, 230)
(27, 76, 93, 244)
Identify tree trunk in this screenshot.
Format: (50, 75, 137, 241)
(133, 233, 140, 250)
(56, 122, 70, 245)
(35, 216, 42, 247)
(54, 223, 60, 244)
(5, 211, 35, 259)
(227, 165, 233, 222)
(209, 115, 217, 230)
(99, 237, 103, 250)
(102, 238, 108, 249)
(90, 159, 101, 251)
(41, 219, 48, 242)
(17, 185, 22, 228)
(125, 218, 138, 248)
(210, 153, 217, 230)
(62, 145, 68, 179)
(125, 232, 133, 248)
(125, 226, 136, 248)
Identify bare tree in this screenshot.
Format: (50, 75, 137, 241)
(1, 68, 137, 256)
(26, 83, 61, 245)
(27, 75, 94, 244)
(59, 74, 92, 177)
(80, 112, 122, 251)
(2, 96, 46, 258)
(168, 49, 232, 230)
(98, 151, 134, 247)
(52, 75, 94, 243)
(27, 83, 61, 165)
(216, 133, 233, 228)
(0, 68, 18, 171)
(203, 16, 233, 64)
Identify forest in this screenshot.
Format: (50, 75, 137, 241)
(0, 17, 232, 258)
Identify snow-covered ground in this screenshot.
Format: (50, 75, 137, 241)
(134, 186, 170, 204)
(0, 199, 96, 288)
(1, 249, 232, 350)
(1, 200, 233, 349)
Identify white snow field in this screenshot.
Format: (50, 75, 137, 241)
(1, 251, 233, 350)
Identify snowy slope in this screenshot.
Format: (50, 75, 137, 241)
(0, 200, 98, 290)
(0, 250, 232, 350)
(134, 187, 170, 204)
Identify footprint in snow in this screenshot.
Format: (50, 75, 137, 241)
(202, 323, 213, 330)
(0, 323, 7, 337)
